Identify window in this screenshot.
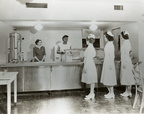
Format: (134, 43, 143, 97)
(82, 39, 100, 48)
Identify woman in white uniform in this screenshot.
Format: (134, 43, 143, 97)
(100, 31, 117, 99)
(57, 35, 72, 62)
(81, 34, 97, 100)
(57, 35, 71, 54)
(120, 31, 135, 97)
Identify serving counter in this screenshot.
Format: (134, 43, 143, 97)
(0, 61, 120, 92)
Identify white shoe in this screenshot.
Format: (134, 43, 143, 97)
(120, 92, 132, 97)
(85, 94, 91, 98)
(105, 94, 115, 99)
(84, 94, 95, 100)
(104, 93, 110, 97)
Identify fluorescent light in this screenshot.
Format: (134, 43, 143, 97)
(34, 24, 43, 31)
(89, 24, 98, 31)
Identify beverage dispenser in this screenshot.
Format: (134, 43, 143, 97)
(8, 32, 22, 63)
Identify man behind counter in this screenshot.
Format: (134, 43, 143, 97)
(57, 35, 72, 54)
(33, 39, 46, 62)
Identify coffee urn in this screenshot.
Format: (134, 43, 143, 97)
(8, 32, 22, 63)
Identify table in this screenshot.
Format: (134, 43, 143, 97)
(0, 72, 18, 114)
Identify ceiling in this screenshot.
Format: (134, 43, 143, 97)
(3, 20, 133, 31)
(0, 0, 143, 31)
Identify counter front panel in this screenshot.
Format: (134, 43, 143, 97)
(0, 61, 120, 92)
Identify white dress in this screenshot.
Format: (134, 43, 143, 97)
(57, 42, 72, 62)
(100, 41, 117, 86)
(120, 40, 135, 85)
(81, 44, 97, 84)
(57, 42, 71, 52)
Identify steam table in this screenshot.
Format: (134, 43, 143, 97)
(0, 72, 18, 114)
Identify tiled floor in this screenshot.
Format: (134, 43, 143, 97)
(0, 87, 142, 114)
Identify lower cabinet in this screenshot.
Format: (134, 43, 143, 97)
(50, 65, 82, 90)
(24, 66, 51, 91)
(5, 63, 120, 92)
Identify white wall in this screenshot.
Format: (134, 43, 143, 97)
(0, 0, 143, 22)
(18, 29, 82, 62)
(0, 22, 13, 63)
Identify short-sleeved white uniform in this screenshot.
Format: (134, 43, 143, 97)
(120, 40, 135, 85)
(100, 41, 117, 86)
(81, 44, 97, 84)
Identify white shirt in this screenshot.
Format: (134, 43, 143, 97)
(57, 42, 71, 51)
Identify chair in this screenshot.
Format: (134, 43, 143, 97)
(132, 61, 144, 114)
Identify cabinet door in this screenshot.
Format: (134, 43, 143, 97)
(24, 66, 51, 91)
(51, 66, 81, 90)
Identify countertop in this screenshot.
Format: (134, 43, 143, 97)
(0, 60, 120, 67)
(0, 62, 83, 67)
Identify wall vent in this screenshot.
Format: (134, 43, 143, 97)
(114, 5, 123, 10)
(26, 3, 47, 8)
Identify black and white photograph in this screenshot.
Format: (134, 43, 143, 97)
(0, 0, 144, 114)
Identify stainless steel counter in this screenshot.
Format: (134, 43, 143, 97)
(0, 62, 84, 92)
(0, 61, 120, 92)
(0, 58, 105, 67)
(0, 62, 83, 67)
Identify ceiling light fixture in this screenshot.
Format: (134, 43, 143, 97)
(34, 24, 43, 31)
(89, 24, 98, 31)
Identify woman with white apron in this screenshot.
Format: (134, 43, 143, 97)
(120, 31, 135, 97)
(81, 34, 98, 100)
(100, 31, 117, 99)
